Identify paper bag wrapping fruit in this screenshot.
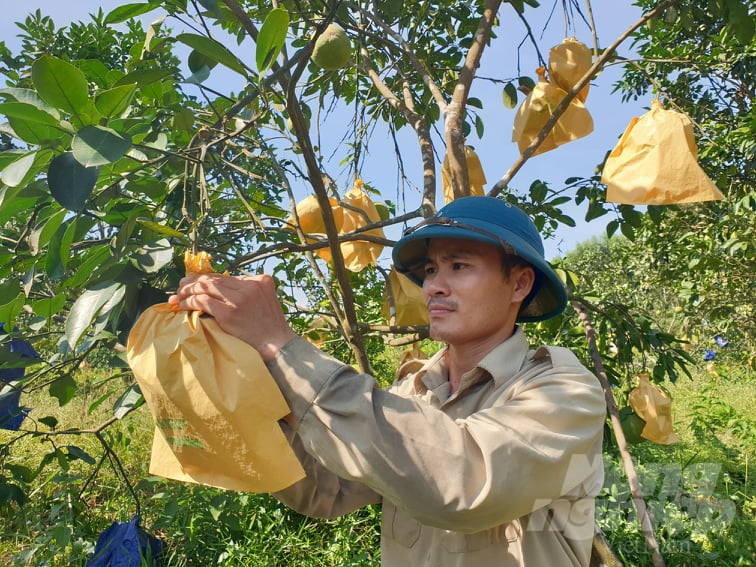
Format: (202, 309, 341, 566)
(628, 373, 679, 445)
(602, 100, 725, 205)
(382, 267, 429, 327)
(126, 253, 305, 493)
(512, 67, 593, 156)
(441, 146, 486, 204)
(289, 179, 384, 272)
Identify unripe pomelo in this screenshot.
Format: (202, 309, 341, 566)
(312, 24, 351, 71)
(619, 406, 646, 444)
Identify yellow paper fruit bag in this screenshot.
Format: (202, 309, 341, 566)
(126, 253, 305, 493)
(289, 194, 344, 262)
(548, 37, 592, 103)
(512, 67, 594, 156)
(602, 100, 725, 205)
(628, 373, 679, 445)
(441, 146, 486, 204)
(382, 267, 429, 327)
(339, 179, 385, 272)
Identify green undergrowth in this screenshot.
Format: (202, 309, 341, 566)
(1, 365, 752, 566)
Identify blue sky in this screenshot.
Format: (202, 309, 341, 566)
(1, 1, 651, 259)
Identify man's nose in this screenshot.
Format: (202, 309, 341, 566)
(423, 272, 449, 296)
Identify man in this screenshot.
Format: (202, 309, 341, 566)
(169, 196, 606, 566)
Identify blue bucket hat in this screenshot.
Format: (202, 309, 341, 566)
(392, 196, 567, 322)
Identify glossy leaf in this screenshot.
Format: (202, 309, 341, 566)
(176, 33, 247, 76)
(104, 2, 160, 24)
(30, 294, 66, 320)
(256, 8, 289, 74)
(0, 102, 61, 128)
(48, 152, 99, 211)
(6, 120, 65, 147)
(31, 56, 97, 125)
(0, 87, 60, 118)
(29, 208, 66, 255)
(113, 383, 145, 419)
(502, 82, 518, 109)
(113, 69, 173, 88)
(94, 84, 137, 118)
(1, 152, 37, 188)
(65, 281, 124, 350)
(65, 445, 96, 465)
(49, 375, 76, 406)
(72, 125, 132, 167)
(133, 240, 174, 273)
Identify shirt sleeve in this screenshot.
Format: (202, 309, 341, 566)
(268, 337, 606, 533)
(273, 421, 382, 518)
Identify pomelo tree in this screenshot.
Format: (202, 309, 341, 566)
(0, 0, 753, 563)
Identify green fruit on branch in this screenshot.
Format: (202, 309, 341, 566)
(312, 24, 351, 71)
(619, 406, 647, 444)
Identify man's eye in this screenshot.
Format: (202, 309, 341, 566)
(452, 262, 466, 270)
(424, 265, 437, 276)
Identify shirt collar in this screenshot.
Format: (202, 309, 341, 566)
(413, 327, 532, 394)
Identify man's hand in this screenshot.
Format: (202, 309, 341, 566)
(168, 274, 298, 363)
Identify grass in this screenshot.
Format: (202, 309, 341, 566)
(1, 362, 753, 566)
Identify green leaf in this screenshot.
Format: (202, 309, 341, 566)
(1, 152, 37, 188)
(0, 279, 21, 305)
(38, 415, 58, 429)
(105, 2, 160, 24)
(6, 464, 36, 483)
(176, 33, 247, 76)
(113, 383, 144, 419)
(472, 115, 483, 139)
(133, 240, 174, 273)
(44, 222, 65, 280)
(94, 84, 137, 118)
(29, 208, 66, 255)
(726, 0, 754, 44)
(30, 294, 66, 320)
(187, 49, 219, 73)
(502, 82, 518, 109)
(0, 87, 60, 118)
(48, 152, 99, 211)
(49, 375, 77, 406)
(113, 69, 174, 88)
(65, 445, 96, 465)
(256, 8, 289, 74)
(72, 125, 132, 167)
(65, 281, 124, 350)
(518, 75, 536, 91)
(136, 219, 186, 239)
(508, 0, 525, 14)
(196, 0, 223, 19)
(31, 56, 98, 126)
(67, 245, 112, 288)
(0, 102, 61, 128)
(0, 483, 27, 507)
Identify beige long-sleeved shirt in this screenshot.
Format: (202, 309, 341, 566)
(270, 328, 606, 566)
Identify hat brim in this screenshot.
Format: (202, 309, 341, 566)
(392, 221, 567, 322)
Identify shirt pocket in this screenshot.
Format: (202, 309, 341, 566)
(382, 500, 421, 548)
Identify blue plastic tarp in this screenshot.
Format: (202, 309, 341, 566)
(0, 325, 39, 430)
(86, 515, 164, 567)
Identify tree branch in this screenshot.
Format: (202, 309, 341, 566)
(446, 0, 502, 201)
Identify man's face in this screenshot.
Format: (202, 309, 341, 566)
(422, 238, 531, 350)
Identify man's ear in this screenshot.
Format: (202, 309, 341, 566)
(511, 266, 536, 303)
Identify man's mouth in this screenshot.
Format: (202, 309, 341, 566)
(427, 301, 455, 315)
